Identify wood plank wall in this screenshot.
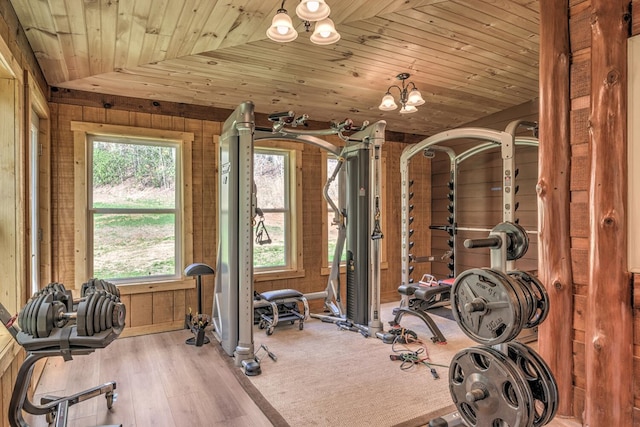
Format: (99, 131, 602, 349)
(570, 0, 638, 423)
(428, 100, 539, 279)
(0, 1, 47, 425)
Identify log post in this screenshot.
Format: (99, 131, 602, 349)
(585, 1, 632, 426)
(537, 0, 573, 417)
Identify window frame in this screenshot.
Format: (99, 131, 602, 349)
(72, 121, 194, 292)
(87, 134, 182, 283)
(253, 140, 304, 281)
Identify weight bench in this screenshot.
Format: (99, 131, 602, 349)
(254, 289, 309, 335)
(391, 275, 453, 344)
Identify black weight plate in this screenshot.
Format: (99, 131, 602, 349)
(448, 346, 534, 427)
(36, 298, 53, 338)
(493, 222, 530, 260)
(76, 298, 88, 336)
(86, 291, 100, 336)
(24, 296, 39, 336)
(94, 294, 107, 334)
(507, 342, 558, 427)
(514, 272, 550, 328)
(486, 268, 528, 341)
(30, 294, 47, 338)
(111, 303, 126, 335)
(105, 300, 114, 329)
(18, 299, 32, 335)
(452, 268, 521, 345)
(100, 298, 110, 331)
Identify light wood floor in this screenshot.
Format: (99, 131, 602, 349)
(24, 330, 272, 427)
(21, 329, 582, 427)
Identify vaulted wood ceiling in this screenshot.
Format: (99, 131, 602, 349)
(10, 0, 539, 136)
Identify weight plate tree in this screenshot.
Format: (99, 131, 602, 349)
(444, 220, 557, 427)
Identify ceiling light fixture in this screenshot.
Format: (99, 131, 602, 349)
(378, 73, 425, 114)
(267, 1, 340, 45)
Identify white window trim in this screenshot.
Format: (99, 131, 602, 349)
(253, 140, 304, 282)
(72, 121, 194, 292)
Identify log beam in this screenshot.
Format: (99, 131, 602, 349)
(585, 1, 632, 426)
(537, 0, 573, 417)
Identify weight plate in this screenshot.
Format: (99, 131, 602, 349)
(86, 291, 101, 336)
(36, 295, 55, 338)
(452, 268, 522, 345)
(449, 346, 534, 427)
(487, 269, 529, 341)
(76, 297, 89, 336)
(111, 303, 126, 335)
(30, 294, 47, 338)
(493, 222, 530, 261)
(24, 296, 39, 336)
(105, 300, 113, 329)
(94, 294, 107, 334)
(512, 271, 550, 329)
(100, 298, 110, 331)
(507, 342, 558, 427)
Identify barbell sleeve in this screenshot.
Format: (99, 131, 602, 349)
(464, 236, 502, 249)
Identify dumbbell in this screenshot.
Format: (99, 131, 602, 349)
(18, 293, 75, 338)
(81, 278, 120, 298)
(76, 290, 126, 337)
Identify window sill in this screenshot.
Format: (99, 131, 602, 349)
(254, 269, 306, 282)
(116, 278, 196, 295)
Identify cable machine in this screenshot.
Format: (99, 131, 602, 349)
(213, 101, 385, 374)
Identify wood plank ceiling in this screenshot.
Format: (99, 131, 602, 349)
(10, 0, 539, 136)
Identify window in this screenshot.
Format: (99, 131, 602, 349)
(320, 150, 388, 274)
(88, 136, 180, 283)
(253, 141, 303, 279)
(325, 153, 345, 265)
(72, 122, 194, 289)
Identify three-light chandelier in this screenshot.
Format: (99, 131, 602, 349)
(378, 73, 426, 114)
(266, 0, 340, 45)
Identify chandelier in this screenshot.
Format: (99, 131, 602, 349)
(378, 73, 426, 114)
(266, 0, 340, 45)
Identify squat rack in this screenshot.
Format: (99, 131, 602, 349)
(399, 120, 538, 286)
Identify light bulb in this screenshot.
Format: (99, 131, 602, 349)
(277, 25, 289, 35)
(307, 1, 320, 12)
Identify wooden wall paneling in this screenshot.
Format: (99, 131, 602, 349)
(152, 291, 174, 324)
(186, 118, 204, 315)
(130, 111, 151, 128)
(53, 104, 82, 287)
(634, 0, 640, 36)
(173, 289, 186, 323)
(584, 1, 633, 425)
(129, 293, 153, 327)
(105, 108, 131, 126)
(82, 106, 106, 124)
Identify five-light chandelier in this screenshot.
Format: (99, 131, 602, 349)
(378, 73, 426, 114)
(267, 0, 340, 45)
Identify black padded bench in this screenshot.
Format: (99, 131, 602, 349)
(254, 289, 309, 335)
(391, 275, 454, 344)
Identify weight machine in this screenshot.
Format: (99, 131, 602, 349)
(393, 121, 538, 343)
(213, 101, 385, 374)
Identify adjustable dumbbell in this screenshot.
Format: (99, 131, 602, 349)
(76, 290, 126, 337)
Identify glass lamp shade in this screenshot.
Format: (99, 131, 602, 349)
(296, 0, 331, 21)
(399, 104, 418, 114)
(266, 11, 298, 42)
(310, 18, 340, 45)
(406, 88, 425, 106)
(378, 93, 398, 111)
